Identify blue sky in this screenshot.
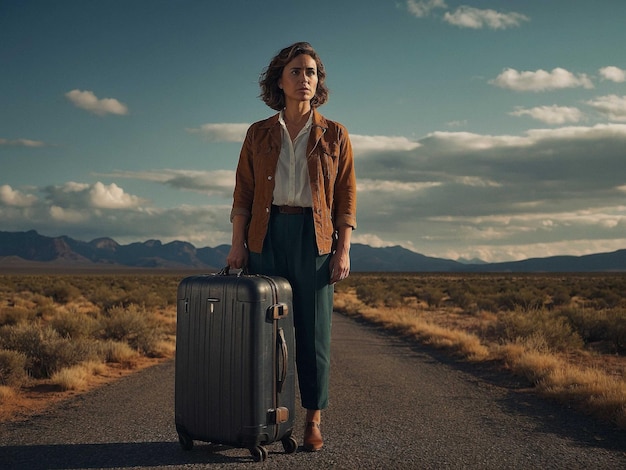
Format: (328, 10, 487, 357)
(2, 0, 626, 262)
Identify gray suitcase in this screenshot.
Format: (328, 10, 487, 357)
(175, 269, 297, 462)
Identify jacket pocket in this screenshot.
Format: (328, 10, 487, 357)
(321, 149, 338, 180)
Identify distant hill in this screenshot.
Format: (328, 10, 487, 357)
(350, 244, 463, 271)
(0, 230, 625, 272)
(465, 251, 626, 273)
(0, 230, 229, 270)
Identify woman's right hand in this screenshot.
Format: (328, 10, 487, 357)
(226, 242, 249, 270)
(227, 214, 250, 269)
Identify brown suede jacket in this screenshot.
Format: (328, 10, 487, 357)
(231, 109, 357, 255)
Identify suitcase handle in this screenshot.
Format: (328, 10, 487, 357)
(217, 266, 248, 276)
(277, 327, 288, 393)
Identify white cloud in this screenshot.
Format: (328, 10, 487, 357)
(422, 131, 529, 151)
(351, 232, 417, 250)
(490, 67, 594, 92)
(100, 169, 235, 197)
(0, 185, 37, 207)
(358, 179, 441, 193)
(406, 0, 447, 18)
(599, 66, 626, 83)
(353, 123, 626, 261)
(57, 181, 90, 193)
(585, 95, 626, 121)
(350, 134, 420, 153)
(89, 182, 144, 209)
(453, 176, 501, 188)
(443, 6, 529, 30)
(6, 125, 626, 264)
(0, 138, 46, 147)
(186, 123, 249, 142)
(447, 238, 626, 264)
(43, 181, 145, 210)
(0, 183, 232, 248)
(441, 207, 626, 230)
(509, 105, 584, 124)
(49, 205, 89, 223)
(65, 89, 129, 116)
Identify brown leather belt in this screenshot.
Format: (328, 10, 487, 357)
(272, 205, 311, 214)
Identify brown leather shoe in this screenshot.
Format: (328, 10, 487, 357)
(303, 422, 323, 452)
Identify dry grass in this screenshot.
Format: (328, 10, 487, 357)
(498, 341, 626, 428)
(2, 271, 625, 431)
(336, 292, 490, 361)
(101, 340, 140, 365)
(0, 273, 180, 421)
(0, 384, 16, 402)
(51, 361, 108, 391)
(334, 277, 626, 430)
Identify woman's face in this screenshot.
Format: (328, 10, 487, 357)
(278, 54, 318, 107)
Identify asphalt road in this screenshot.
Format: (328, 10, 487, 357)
(1, 312, 625, 469)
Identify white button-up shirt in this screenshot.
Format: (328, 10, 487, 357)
(273, 110, 313, 207)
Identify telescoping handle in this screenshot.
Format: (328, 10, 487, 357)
(276, 327, 288, 393)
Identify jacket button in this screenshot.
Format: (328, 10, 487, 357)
(267, 176, 272, 180)
(266, 207, 270, 212)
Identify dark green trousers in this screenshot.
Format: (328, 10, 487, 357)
(248, 208, 333, 410)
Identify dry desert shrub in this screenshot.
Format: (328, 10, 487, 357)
(51, 361, 107, 391)
(51, 366, 88, 391)
(419, 287, 446, 308)
(0, 323, 102, 378)
(84, 275, 178, 311)
(99, 340, 140, 366)
(0, 349, 28, 387)
(0, 304, 36, 326)
(99, 304, 164, 356)
(498, 307, 585, 352)
(0, 273, 179, 413)
(45, 281, 82, 304)
(497, 287, 547, 312)
(50, 308, 99, 339)
(31, 293, 58, 319)
(561, 307, 626, 352)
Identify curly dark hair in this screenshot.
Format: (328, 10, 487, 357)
(259, 42, 329, 111)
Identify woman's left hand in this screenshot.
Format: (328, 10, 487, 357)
(329, 248, 350, 284)
(330, 225, 352, 284)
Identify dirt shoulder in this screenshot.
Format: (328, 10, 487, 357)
(0, 356, 172, 423)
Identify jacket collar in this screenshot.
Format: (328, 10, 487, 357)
(259, 109, 328, 131)
(311, 109, 328, 131)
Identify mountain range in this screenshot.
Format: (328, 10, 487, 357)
(1, 230, 625, 272)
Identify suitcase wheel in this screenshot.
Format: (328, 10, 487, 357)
(177, 431, 193, 451)
(282, 436, 298, 454)
(250, 445, 268, 462)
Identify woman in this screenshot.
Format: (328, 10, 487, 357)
(226, 41, 357, 452)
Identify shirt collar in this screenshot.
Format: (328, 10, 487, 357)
(278, 109, 313, 130)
